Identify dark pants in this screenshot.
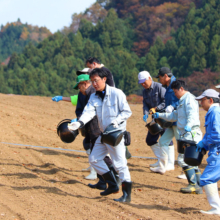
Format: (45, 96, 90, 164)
(146, 130, 173, 146)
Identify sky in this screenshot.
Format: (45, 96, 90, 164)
(0, 0, 96, 33)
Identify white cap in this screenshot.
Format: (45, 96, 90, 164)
(195, 89, 220, 100)
(215, 85, 220, 88)
(138, 71, 151, 84)
(76, 68, 91, 76)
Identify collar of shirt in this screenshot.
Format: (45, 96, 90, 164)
(95, 86, 106, 100)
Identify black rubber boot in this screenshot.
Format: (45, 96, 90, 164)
(109, 166, 121, 187)
(180, 166, 201, 194)
(194, 168, 203, 194)
(88, 174, 106, 190)
(125, 146, 132, 159)
(114, 181, 132, 203)
(100, 171, 119, 196)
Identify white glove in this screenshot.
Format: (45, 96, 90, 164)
(68, 122, 81, 130)
(112, 121, 119, 128)
(165, 105, 174, 113)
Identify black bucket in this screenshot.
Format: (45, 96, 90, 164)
(184, 142, 206, 166)
(177, 132, 195, 154)
(57, 119, 79, 143)
(155, 118, 173, 128)
(101, 122, 125, 147)
(146, 120, 163, 135)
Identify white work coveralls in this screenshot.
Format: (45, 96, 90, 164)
(79, 84, 132, 182)
(159, 92, 202, 167)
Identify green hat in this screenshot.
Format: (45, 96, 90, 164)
(73, 74, 90, 89)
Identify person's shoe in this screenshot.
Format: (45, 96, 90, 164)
(200, 183, 220, 215)
(177, 172, 187, 179)
(150, 143, 160, 167)
(166, 164, 175, 171)
(180, 166, 201, 194)
(100, 171, 119, 196)
(85, 167, 97, 180)
(150, 161, 159, 167)
(114, 182, 132, 203)
(150, 166, 165, 174)
(88, 174, 106, 190)
(82, 166, 91, 172)
(109, 166, 121, 186)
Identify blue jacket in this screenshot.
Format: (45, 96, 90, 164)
(165, 76, 179, 109)
(202, 105, 220, 155)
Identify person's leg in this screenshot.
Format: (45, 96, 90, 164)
(89, 136, 119, 196)
(150, 128, 174, 174)
(146, 131, 161, 167)
(106, 138, 132, 202)
(82, 136, 92, 172)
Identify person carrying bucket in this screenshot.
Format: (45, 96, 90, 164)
(153, 80, 203, 194)
(68, 68, 132, 203)
(137, 71, 175, 171)
(195, 89, 220, 215)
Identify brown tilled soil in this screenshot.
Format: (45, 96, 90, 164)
(0, 93, 218, 220)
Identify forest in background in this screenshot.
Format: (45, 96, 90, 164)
(0, 0, 220, 97)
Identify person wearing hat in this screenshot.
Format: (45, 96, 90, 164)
(69, 68, 132, 203)
(86, 57, 115, 87)
(149, 67, 180, 175)
(138, 71, 175, 170)
(195, 89, 220, 215)
(153, 80, 203, 194)
(73, 74, 120, 188)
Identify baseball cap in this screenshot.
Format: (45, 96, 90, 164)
(195, 89, 220, 100)
(216, 85, 220, 89)
(76, 68, 91, 76)
(156, 67, 172, 78)
(73, 74, 90, 89)
(138, 71, 151, 84)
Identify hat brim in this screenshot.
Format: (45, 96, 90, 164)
(76, 71, 87, 76)
(195, 95, 205, 100)
(215, 85, 220, 88)
(138, 79, 146, 84)
(155, 74, 160, 78)
(73, 83, 79, 90)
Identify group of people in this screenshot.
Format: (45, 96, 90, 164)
(52, 57, 220, 215)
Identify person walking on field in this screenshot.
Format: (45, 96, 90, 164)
(153, 80, 203, 194)
(150, 67, 179, 175)
(195, 89, 220, 215)
(69, 68, 132, 202)
(138, 71, 174, 169)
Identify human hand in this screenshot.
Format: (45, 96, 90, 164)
(143, 114, 148, 122)
(165, 105, 174, 113)
(71, 118, 77, 123)
(112, 121, 119, 128)
(52, 96, 63, 102)
(152, 113, 159, 119)
(196, 141, 205, 152)
(184, 125, 191, 132)
(68, 122, 81, 130)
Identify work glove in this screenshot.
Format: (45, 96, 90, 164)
(149, 108, 156, 114)
(143, 114, 148, 122)
(52, 96, 63, 102)
(68, 122, 81, 131)
(165, 105, 174, 113)
(112, 121, 119, 128)
(152, 112, 159, 119)
(184, 125, 191, 132)
(71, 118, 77, 123)
(196, 141, 205, 152)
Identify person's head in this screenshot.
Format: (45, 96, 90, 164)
(76, 68, 91, 76)
(73, 74, 91, 95)
(138, 71, 152, 89)
(156, 67, 173, 86)
(89, 68, 107, 91)
(171, 80, 187, 99)
(86, 57, 101, 69)
(195, 89, 220, 111)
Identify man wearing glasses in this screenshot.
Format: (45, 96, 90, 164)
(69, 68, 132, 203)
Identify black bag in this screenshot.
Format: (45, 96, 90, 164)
(124, 131, 131, 146)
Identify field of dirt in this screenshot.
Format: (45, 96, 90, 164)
(0, 93, 218, 220)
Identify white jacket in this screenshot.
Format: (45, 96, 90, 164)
(79, 84, 132, 132)
(159, 92, 200, 134)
